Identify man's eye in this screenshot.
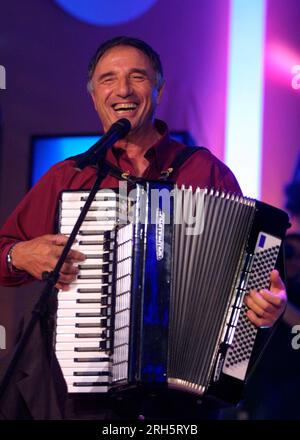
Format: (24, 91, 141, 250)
(132, 75, 145, 81)
(101, 77, 115, 84)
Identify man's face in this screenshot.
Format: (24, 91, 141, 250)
(90, 45, 164, 134)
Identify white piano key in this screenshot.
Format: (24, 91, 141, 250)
(62, 367, 109, 376)
(56, 333, 106, 343)
(61, 200, 120, 209)
(61, 191, 118, 201)
(56, 350, 109, 360)
(77, 268, 105, 276)
(61, 224, 116, 234)
(78, 257, 105, 264)
(56, 317, 107, 326)
(56, 326, 106, 335)
(61, 208, 119, 216)
(67, 384, 109, 393)
(62, 276, 110, 285)
(61, 218, 117, 226)
(58, 359, 110, 368)
(58, 290, 106, 298)
(64, 375, 110, 383)
(67, 283, 108, 293)
(56, 341, 105, 350)
(57, 308, 108, 317)
(72, 242, 107, 249)
(57, 300, 107, 309)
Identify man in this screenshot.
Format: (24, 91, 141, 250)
(0, 36, 287, 419)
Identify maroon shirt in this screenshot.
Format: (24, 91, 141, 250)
(0, 120, 241, 286)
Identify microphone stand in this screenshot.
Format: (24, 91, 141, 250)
(0, 157, 113, 404)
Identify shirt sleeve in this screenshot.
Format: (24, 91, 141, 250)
(0, 161, 76, 286)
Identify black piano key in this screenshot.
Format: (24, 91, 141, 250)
(75, 333, 105, 338)
(74, 357, 109, 362)
(76, 297, 109, 305)
(79, 231, 106, 236)
(73, 371, 109, 376)
(83, 254, 103, 259)
(75, 323, 103, 328)
(75, 329, 107, 340)
(78, 264, 105, 270)
(78, 241, 103, 245)
(77, 288, 103, 293)
(74, 347, 103, 352)
(73, 382, 109, 387)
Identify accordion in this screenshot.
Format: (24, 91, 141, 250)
(56, 182, 289, 400)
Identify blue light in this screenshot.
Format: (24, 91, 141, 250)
(31, 135, 100, 185)
(31, 132, 192, 187)
(225, 0, 266, 198)
(54, 0, 158, 26)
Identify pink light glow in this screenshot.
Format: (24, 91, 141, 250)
(266, 41, 300, 88)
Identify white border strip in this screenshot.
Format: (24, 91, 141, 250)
(225, 0, 266, 198)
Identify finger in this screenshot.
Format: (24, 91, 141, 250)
(259, 289, 286, 308)
(246, 290, 278, 314)
(66, 249, 86, 262)
(60, 262, 80, 275)
(244, 293, 274, 320)
(269, 269, 285, 292)
(51, 234, 70, 246)
(58, 272, 78, 285)
(246, 309, 272, 328)
(55, 282, 70, 291)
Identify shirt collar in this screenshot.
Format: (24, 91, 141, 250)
(111, 119, 176, 172)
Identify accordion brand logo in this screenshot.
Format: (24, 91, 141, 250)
(0, 65, 6, 90)
(291, 325, 300, 349)
(156, 209, 165, 261)
(0, 325, 6, 350)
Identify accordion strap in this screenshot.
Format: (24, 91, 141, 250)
(70, 145, 208, 183)
(159, 146, 208, 181)
(103, 146, 209, 183)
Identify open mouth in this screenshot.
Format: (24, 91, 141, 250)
(112, 103, 138, 114)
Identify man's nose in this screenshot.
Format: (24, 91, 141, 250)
(116, 77, 133, 97)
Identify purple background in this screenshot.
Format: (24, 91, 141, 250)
(0, 0, 299, 361)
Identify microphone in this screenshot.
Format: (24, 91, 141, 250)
(75, 118, 131, 170)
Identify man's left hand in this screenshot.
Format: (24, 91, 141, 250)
(244, 269, 287, 328)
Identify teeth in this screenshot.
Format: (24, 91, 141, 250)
(113, 103, 137, 111)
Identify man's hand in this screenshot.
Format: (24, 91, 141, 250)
(11, 234, 85, 291)
(244, 269, 287, 328)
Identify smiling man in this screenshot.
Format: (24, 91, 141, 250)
(0, 36, 287, 419)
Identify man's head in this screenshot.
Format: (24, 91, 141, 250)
(87, 36, 165, 136)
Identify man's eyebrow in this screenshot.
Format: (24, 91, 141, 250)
(96, 71, 115, 82)
(129, 68, 148, 76)
(96, 68, 149, 82)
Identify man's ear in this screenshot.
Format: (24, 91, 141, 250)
(87, 81, 98, 111)
(90, 91, 98, 112)
(156, 81, 165, 105)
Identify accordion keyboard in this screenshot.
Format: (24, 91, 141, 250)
(56, 190, 123, 393)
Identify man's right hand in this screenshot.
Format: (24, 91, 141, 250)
(11, 234, 86, 291)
